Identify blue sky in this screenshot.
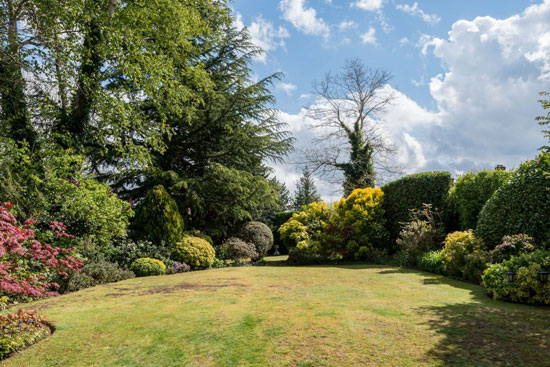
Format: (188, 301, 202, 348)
(232, 0, 550, 199)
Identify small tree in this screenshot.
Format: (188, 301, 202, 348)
(133, 185, 184, 245)
(293, 168, 321, 210)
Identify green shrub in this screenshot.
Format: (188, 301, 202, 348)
(450, 169, 512, 230)
(421, 250, 445, 275)
(482, 250, 550, 305)
(240, 222, 274, 261)
(172, 235, 216, 269)
(396, 204, 445, 265)
(326, 187, 388, 260)
(382, 171, 453, 242)
(64, 261, 135, 292)
(491, 234, 537, 263)
(109, 238, 172, 269)
(219, 237, 258, 262)
(130, 258, 166, 277)
(287, 247, 335, 265)
(133, 185, 184, 245)
(441, 230, 489, 283)
(476, 153, 550, 249)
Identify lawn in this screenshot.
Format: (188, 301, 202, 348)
(2, 258, 549, 367)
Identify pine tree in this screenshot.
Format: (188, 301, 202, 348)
(293, 169, 321, 210)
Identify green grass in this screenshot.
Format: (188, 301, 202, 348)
(2, 259, 549, 367)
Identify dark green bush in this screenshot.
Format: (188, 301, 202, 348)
(476, 154, 550, 249)
(382, 171, 453, 243)
(287, 247, 335, 265)
(270, 211, 295, 254)
(109, 238, 172, 269)
(64, 261, 135, 292)
(172, 235, 216, 269)
(482, 249, 550, 305)
(491, 234, 537, 263)
(130, 258, 166, 276)
(450, 169, 511, 230)
(133, 185, 184, 245)
(219, 237, 258, 262)
(441, 230, 489, 283)
(420, 250, 445, 275)
(240, 222, 274, 260)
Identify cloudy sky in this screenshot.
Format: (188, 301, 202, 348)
(232, 0, 550, 201)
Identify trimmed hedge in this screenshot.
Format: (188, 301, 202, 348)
(130, 258, 166, 277)
(172, 235, 216, 269)
(450, 169, 511, 230)
(133, 185, 184, 245)
(382, 171, 453, 243)
(476, 153, 550, 249)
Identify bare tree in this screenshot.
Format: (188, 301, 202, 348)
(305, 58, 400, 195)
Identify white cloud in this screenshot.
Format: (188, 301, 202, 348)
(352, 0, 384, 12)
(396, 2, 441, 25)
(338, 20, 357, 32)
(279, 0, 330, 37)
(400, 37, 409, 46)
(417, 33, 443, 55)
(276, 82, 297, 95)
(361, 27, 377, 45)
(233, 13, 289, 63)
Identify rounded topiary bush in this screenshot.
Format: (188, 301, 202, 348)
(476, 153, 550, 249)
(130, 258, 166, 277)
(240, 221, 274, 260)
(219, 237, 258, 262)
(450, 169, 511, 230)
(133, 185, 184, 245)
(482, 249, 550, 305)
(172, 235, 215, 269)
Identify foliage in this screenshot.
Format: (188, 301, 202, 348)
(130, 258, 166, 277)
(211, 258, 226, 268)
(166, 262, 191, 275)
(476, 153, 550, 249)
(420, 250, 445, 275)
(441, 231, 489, 283)
(287, 247, 335, 265)
(0, 203, 82, 305)
(450, 169, 511, 230)
(396, 204, 445, 265)
(239, 222, 274, 261)
(0, 309, 49, 360)
(293, 168, 321, 210)
(482, 249, 550, 305)
(182, 164, 279, 242)
(269, 211, 295, 254)
(108, 238, 172, 270)
(382, 171, 453, 242)
(219, 237, 258, 262)
(279, 202, 332, 252)
(491, 234, 538, 263)
(536, 91, 550, 152)
(172, 236, 216, 269)
(183, 230, 214, 246)
(326, 188, 388, 260)
(64, 261, 135, 293)
(133, 185, 184, 245)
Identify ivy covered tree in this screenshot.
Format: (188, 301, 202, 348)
(293, 168, 321, 210)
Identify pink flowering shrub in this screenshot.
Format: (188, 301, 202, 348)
(0, 203, 82, 305)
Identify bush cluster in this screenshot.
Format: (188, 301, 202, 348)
(130, 258, 166, 277)
(490, 234, 537, 263)
(441, 230, 488, 283)
(172, 235, 216, 269)
(109, 238, 172, 269)
(482, 250, 550, 305)
(382, 171, 453, 242)
(64, 261, 135, 292)
(450, 169, 511, 230)
(219, 237, 258, 262)
(476, 153, 550, 249)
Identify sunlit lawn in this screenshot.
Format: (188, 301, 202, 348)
(2, 257, 549, 367)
